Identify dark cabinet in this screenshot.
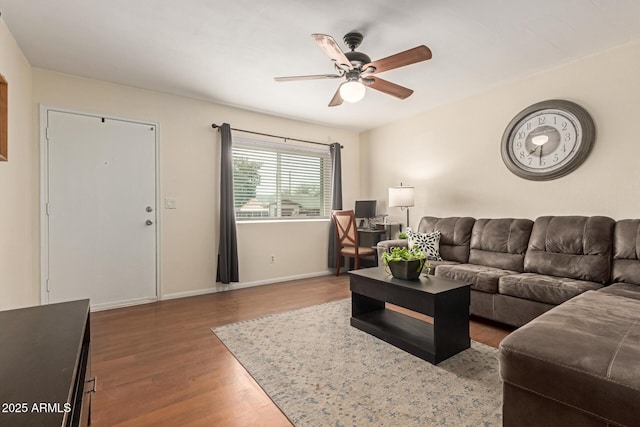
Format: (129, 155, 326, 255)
(0, 299, 93, 426)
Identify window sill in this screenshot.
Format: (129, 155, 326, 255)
(236, 218, 330, 225)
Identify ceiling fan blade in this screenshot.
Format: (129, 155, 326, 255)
(364, 45, 432, 75)
(311, 34, 353, 70)
(328, 86, 344, 107)
(365, 76, 414, 99)
(274, 74, 342, 82)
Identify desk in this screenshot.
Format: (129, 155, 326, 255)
(357, 228, 387, 249)
(355, 229, 385, 268)
(358, 223, 401, 247)
(356, 225, 401, 268)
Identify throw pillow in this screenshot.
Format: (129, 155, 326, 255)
(406, 228, 443, 261)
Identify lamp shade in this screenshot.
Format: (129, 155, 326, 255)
(388, 186, 415, 207)
(339, 81, 366, 103)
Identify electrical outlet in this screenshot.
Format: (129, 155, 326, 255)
(270, 254, 276, 264)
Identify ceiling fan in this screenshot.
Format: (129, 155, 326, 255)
(274, 31, 432, 106)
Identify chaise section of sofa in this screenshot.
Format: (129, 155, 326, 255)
(499, 290, 640, 426)
(499, 219, 640, 426)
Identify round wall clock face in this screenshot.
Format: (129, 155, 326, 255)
(501, 99, 595, 181)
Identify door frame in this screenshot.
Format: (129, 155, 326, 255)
(39, 105, 162, 309)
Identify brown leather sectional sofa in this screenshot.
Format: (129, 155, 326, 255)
(377, 215, 619, 326)
(377, 216, 640, 426)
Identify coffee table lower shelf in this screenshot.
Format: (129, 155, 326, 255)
(351, 309, 438, 363)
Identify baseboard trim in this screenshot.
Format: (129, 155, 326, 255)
(90, 297, 158, 312)
(161, 270, 334, 301)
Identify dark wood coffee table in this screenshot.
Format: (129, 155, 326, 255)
(350, 267, 471, 364)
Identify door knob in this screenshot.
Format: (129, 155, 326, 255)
(146, 206, 153, 212)
(146, 220, 154, 226)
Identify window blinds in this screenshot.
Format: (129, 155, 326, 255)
(232, 137, 332, 220)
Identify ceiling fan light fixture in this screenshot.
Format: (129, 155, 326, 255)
(339, 80, 366, 103)
(276, 33, 432, 107)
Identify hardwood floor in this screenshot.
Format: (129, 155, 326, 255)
(90, 274, 512, 426)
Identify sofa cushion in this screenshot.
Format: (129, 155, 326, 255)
(416, 216, 475, 263)
(499, 291, 640, 427)
(499, 273, 603, 305)
(437, 263, 516, 293)
(599, 282, 640, 301)
(406, 228, 442, 261)
(612, 219, 640, 285)
(468, 218, 533, 272)
(427, 260, 459, 275)
(524, 216, 615, 284)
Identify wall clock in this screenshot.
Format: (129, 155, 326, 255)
(501, 99, 595, 181)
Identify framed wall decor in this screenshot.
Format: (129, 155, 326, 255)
(0, 73, 7, 161)
(501, 99, 595, 181)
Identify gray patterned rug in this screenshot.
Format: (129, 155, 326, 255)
(212, 299, 502, 426)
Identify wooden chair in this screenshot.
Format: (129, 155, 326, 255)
(332, 210, 376, 276)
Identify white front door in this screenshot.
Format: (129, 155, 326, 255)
(44, 109, 157, 309)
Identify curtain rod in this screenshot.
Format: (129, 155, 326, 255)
(211, 123, 343, 149)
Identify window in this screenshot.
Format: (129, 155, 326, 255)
(232, 137, 332, 220)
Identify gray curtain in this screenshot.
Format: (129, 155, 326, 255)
(327, 142, 343, 269)
(216, 123, 239, 283)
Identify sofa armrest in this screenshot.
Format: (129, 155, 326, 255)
(376, 239, 408, 264)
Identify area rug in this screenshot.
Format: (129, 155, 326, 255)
(212, 299, 502, 426)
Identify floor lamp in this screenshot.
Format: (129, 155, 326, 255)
(388, 183, 415, 229)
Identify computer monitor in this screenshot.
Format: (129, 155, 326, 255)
(354, 200, 377, 219)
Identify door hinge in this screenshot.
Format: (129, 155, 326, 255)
(45, 127, 50, 141)
(46, 202, 51, 215)
(46, 279, 50, 292)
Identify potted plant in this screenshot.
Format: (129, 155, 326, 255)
(381, 245, 426, 280)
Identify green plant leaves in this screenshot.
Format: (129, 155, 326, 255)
(381, 245, 425, 264)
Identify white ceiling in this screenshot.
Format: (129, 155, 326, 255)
(2, 0, 640, 132)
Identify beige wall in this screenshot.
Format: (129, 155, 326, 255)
(32, 69, 360, 299)
(361, 42, 640, 224)
(0, 19, 36, 310)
